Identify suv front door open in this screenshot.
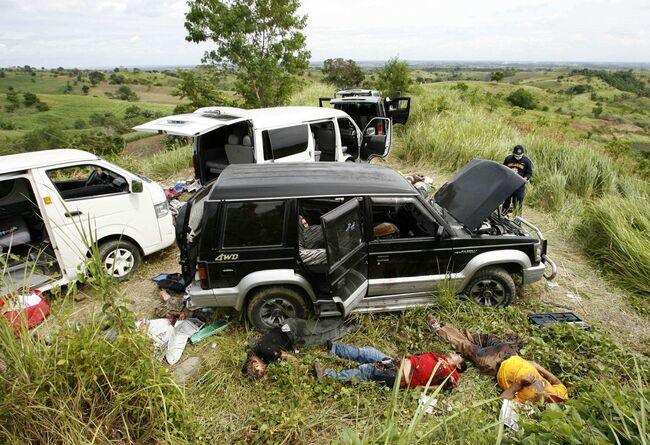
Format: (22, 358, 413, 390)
(385, 97, 411, 125)
(321, 198, 368, 316)
(360, 117, 392, 161)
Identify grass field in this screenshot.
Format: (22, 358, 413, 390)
(1, 66, 649, 444)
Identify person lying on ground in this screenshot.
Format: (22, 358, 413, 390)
(313, 341, 466, 389)
(242, 323, 297, 379)
(427, 315, 568, 404)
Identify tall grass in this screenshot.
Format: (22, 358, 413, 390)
(575, 196, 650, 299)
(0, 226, 193, 444)
(397, 83, 649, 301)
(290, 82, 336, 106)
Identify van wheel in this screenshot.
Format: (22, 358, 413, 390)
(463, 267, 515, 307)
(247, 286, 308, 332)
(99, 240, 141, 281)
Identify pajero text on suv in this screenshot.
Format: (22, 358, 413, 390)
(177, 161, 557, 331)
(134, 106, 392, 184)
(319, 89, 411, 129)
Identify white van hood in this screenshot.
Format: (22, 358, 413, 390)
(133, 111, 247, 137)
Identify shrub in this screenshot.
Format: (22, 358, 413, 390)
(0, 120, 16, 130)
(20, 126, 66, 150)
(23, 92, 38, 106)
(114, 86, 139, 101)
(73, 118, 87, 129)
(507, 88, 537, 109)
(377, 57, 411, 96)
(69, 132, 125, 156)
(35, 101, 50, 112)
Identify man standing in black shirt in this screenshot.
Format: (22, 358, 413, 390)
(503, 145, 533, 212)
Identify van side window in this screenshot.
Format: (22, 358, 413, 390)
(223, 201, 285, 248)
(370, 197, 438, 239)
(262, 124, 309, 160)
(47, 165, 129, 200)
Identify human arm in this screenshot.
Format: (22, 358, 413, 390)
(529, 361, 561, 385)
(499, 374, 536, 400)
(523, 158, 533, 181)
(280, 351, 298, 362)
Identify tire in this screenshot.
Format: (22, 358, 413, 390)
(98, 239, 141, 281)
(463, 267, 515, 307)
(247, 286, 308, 332)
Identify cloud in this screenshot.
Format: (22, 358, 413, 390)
(0, 0, 648, 67)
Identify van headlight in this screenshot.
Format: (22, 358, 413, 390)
(154, 201, 170, 218)
(534, 243, 541, 263)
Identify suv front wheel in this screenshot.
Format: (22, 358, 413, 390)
(247, 286, 308, 332)
(463, 267, 515, 307)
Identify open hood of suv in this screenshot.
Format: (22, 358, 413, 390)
(434, 159, 525, 231)
(133, 111, 247, 137)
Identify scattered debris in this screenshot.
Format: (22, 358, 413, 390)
(565, 292, 583, 302)
(541, 301, 574, 311)
(0, 288, 50, 336)
(500, 399, 520, 432)
(152, 273, 187, 293)
(190, 320, 231, 344)
(545, 281, 560, 288)
(418, 394, 438, 414)
(528, 312, 590, 330)
(138, 318, 204, 365)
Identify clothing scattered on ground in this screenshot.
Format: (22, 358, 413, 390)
(1, 288, 50, 336)
(496, 355, 568, 403)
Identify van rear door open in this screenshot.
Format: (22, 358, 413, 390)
(133, 112, 247, 137)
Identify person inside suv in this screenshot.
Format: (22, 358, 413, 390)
(314, 341, 466, 389)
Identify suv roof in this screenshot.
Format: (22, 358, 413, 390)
(336, 89, 381, 97)
(208, 163, 417, 201)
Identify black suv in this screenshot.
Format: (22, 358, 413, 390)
(177, 161, 556, 331)
(319, 89, 411, 128)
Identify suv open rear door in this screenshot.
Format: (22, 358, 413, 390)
(321, 198, 368, 316)
(385, 97, 411, 125)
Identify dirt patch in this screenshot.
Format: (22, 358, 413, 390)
(125, 134, 166, 157)
(522, 207, 649, 352)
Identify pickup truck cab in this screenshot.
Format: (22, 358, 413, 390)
(176, 160, 557, 331)
(134, 106, 392, 184)
(319, 89, 411, 128)
(0, 149, 175, 296)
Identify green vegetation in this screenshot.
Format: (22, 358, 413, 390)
(0, 230, 192, 444)
(507, 88, 538, 109)
(377, 57, 412, 96)
(322, 58, 365, 89)
(1, 63, 649, 443)
(572, 69, 650, 97)
(185, 0, 311, 107)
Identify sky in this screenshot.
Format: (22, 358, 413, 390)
(1, 0, 649, 68)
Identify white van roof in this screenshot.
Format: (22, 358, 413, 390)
(134, 106, 353, 137)
(0, 149, 99, 175)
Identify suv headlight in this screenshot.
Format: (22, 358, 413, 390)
(154, 201, 170, 219)
(534, 243, 542, 263)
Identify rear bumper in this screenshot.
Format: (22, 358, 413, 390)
(185, 283, 238, 309)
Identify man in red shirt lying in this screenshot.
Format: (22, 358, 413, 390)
(314, 342, 466, 389)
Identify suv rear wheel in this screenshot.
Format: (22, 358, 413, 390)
(247, 286, 308, 332)
(463, 267, 515, 307)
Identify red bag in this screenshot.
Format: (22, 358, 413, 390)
(0, 288, 50, 336)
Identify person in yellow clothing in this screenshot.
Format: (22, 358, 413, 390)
(427, 315, 568, 405)
(497, 355, 568, 404)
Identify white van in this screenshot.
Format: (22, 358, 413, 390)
(134, 106, 392, 184)
(0, 149, 175, 296)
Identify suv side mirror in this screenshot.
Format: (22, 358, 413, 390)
(131, 179, 143, 193)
